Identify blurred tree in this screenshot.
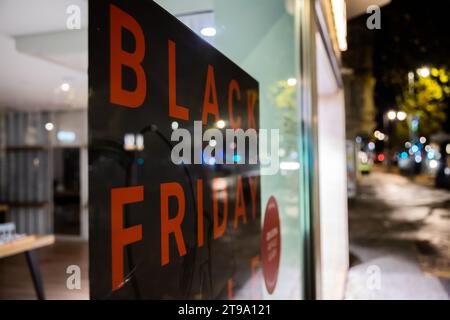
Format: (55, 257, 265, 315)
(366, 0, 450, 135)
(394, 67, 449, 145)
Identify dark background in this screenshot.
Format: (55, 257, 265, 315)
(348, 0, 450, 132)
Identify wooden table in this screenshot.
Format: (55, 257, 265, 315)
(0, 235, 55, 299)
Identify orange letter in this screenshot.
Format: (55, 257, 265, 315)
(110, 4, 146, 108)
(247, 90, 258, 129)
(197, 179, 204, 247)
(202, 65, 220, 125)
(213, 178, 228, 239)
(233, 176, 247, 228)
(228, 80, 241, 129)
(168, 40, 189, 120)
(249, 177, 259, 220)
(111, 186, 143, 291)
(161, 182, 187, 266)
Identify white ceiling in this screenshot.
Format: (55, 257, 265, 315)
(0, 0, 389, 111)
(0, 0, 87, 36)
(0, 0, 212, 112)
(0, 0, 87, 111)
(155, 0, 213, 16)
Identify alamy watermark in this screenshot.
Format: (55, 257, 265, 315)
(66, 265, 81, 290)
(169, 121, 281, 176)
(366, 5, 381, 30)
(66, 5, 81, 30)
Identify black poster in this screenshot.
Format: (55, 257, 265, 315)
(89, 0, 261, 299)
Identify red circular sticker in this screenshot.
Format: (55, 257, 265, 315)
(261, 196, 281, 294)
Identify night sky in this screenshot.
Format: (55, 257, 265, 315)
(347, 0, 450, 133)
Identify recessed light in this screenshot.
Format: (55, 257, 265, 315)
(216, 120, 226, 129)
(61, 83, 70, 92)
(287, 78, 297, 86)
(45, 122, 54, 131)
(201, 27, 216, 37)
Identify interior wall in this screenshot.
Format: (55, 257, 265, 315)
(0, 111, 52, 234)
(0, 0, 88, 237)
(0, 109, 87, 237)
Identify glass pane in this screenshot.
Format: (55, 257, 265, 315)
(156, 0, 306, 299)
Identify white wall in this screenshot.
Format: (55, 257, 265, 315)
(316, 33, 349, 299)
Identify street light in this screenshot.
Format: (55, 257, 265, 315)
(384, 109, 407, 170)
(417, 67, 430, 78)
(396, 111, 407, 121)
(408, 71, 415, 94)
(374, 130, 385, 141)
(387, 110, 397, 120)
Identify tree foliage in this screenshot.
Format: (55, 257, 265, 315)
(396, 67, 449, 138)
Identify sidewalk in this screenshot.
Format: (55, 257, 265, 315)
(345, 171, 450, 299)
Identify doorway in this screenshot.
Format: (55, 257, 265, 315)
(53, 148, 80, 235)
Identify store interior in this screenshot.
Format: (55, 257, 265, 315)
(0, 0, 349, 300)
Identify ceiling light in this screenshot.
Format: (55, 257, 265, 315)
(61, 83, 70, 92)
(216, 120, 226, 129)
(200, 27, 216, 37)
(331, 0, 347, 51)
(45, 122, 54, 131)
(287, 78, 297, 86)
